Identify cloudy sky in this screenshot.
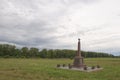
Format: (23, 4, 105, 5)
(0, 0, 120, 55)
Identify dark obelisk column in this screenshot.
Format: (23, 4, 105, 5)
(77, 38, 81, 57)
(73, 38, 84, 68)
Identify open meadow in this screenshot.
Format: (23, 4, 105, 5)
(0, 58, 120, 80)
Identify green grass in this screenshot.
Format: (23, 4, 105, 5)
(0, 58, 120, 80)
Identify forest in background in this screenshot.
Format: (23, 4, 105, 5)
(0, 44, 117, 58)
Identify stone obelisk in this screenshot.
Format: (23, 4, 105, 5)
(73, 38, 84, 68)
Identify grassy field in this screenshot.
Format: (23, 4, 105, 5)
(0, 58, 120, 80)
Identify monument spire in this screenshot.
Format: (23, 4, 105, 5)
(77, 38, 81, 57)
(73, 38, 84, 68)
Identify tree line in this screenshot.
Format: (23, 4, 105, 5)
(0, 44, 115, 58)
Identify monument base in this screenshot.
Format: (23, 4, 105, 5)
(58, 66, 103, 72)
(73, 56, 85, 68)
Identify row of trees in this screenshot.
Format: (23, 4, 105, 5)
(0, 44, 115, 58)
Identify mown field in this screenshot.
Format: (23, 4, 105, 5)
(0, 58, 120, 80)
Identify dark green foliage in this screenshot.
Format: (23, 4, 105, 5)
(29, 47, 39, 57)
(39, 49, 47, 58)
(0, 44, 115, 58)
(21, 47, 29, 57)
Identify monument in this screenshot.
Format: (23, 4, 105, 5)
(57, 38, 102, 72)
(73, 38, 84, 68)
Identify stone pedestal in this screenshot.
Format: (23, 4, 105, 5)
(73, 56, 84, 68)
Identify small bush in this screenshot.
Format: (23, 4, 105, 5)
(97, 65, 100, 68)
(57, 64, 60, 67)
(63, 64, 66, 67)
(91, 66, 95, 69)
(68, 64, 72, 69)
(84, 66, 87, 70)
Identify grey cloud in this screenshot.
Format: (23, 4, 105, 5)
(96, 48, 120, 56)
(58, 24, 109, 38)
(0, 0, 120, 56)
(0, 33, 57, 46)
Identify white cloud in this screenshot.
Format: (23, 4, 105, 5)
(0, 0, 120, 55)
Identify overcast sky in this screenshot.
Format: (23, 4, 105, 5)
(0, 0, 120, 55)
